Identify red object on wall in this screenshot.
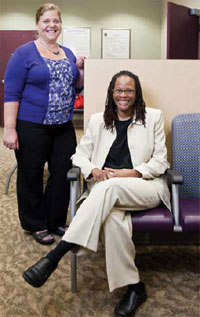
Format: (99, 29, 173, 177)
(0, 30, 36, 126)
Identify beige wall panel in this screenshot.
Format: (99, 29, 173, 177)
(84, 59, 200, 161)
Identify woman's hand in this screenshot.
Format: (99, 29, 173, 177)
(91, 167, 142, 182)
(75, 56, 87, 89)
(91, 168, 111, 182)
(3, 127, 19, 150)
(76, 55, 87, 70)
(3, 101, 19, 150)
(104, 168, 142, 178)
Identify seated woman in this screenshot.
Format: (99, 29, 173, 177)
(23, 70, 170, 317)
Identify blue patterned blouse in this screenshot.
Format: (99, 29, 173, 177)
(43, 57, 74, 125)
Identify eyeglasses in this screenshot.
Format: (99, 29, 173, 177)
(113, 89, 136, 96)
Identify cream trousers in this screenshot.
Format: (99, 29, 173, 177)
(62, 177, 161, 292)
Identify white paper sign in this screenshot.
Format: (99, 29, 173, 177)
(102, 29, 130, 59)
(62, 27, 91, 57)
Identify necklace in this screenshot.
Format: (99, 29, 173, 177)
(39, 40, 60, 55)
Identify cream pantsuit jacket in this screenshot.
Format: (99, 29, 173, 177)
(62, 107, 171, 292)
(72, 107, 171, 210)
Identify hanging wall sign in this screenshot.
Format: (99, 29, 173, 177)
(102, 28, 131, 59)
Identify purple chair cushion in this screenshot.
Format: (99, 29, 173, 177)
(131, 205, 174, 232)
(179, 198, 200, 232)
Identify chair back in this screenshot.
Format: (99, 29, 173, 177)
(171, 113, 200, 199)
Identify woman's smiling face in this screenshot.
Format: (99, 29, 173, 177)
(113, 75, 136, 120)
(36, 9, 62, 43)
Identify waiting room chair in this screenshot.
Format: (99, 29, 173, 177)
(4, 162, 17, 195)
(171, 113, 200, 233)
(67, 113, 200, 293)
(67, 167, 182, 293)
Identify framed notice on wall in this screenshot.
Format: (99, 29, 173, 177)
(62, 27, 91, 57)
(101, 28, 131, 59)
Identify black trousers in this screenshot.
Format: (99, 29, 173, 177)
(15, 120, 77, 232)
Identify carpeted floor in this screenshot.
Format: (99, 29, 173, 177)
(0, 127, 200, 317)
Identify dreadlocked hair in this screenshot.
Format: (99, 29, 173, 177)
(103, 70, 146, 131)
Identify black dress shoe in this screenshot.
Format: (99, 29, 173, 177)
(114, 282, 147, 316)
(22, 257, 57, 288)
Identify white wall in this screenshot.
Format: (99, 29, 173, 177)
(0, 0, 162, 59)
(161, 0, 200, 58)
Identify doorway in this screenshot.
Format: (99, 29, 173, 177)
(167, 2, 199, 59)
(0, 30, 36, 126)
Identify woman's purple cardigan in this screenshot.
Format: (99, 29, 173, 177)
(4, 41, 79, 124)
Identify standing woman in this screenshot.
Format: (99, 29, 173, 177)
(3, 3, 86, 245)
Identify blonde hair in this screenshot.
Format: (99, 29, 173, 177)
(36, 3, 62, 23)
